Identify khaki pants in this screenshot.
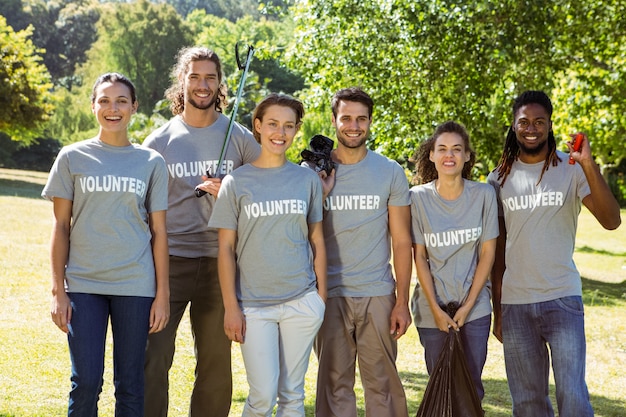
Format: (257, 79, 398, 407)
(314, 295, 408, 417)
(144, 256, 232, 417)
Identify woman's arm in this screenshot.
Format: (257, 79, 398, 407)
(217, 228, 246, 343)
(148, 210, 169, 334)
(413, 243, 457, 332)
(50, 197, 73, 333)
(308, 221, 327, 302)
(453, 238, 496, 327)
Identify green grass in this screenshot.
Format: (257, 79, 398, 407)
(1, 167, 625, 416)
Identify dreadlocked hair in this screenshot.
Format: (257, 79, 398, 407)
(165, 46, 227, 116)
(410, 120, 476, 185)
(493, 90, 562, 187)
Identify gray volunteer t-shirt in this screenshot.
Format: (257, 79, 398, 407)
(486, 150, 591, 304)
(323, 150, 410, 298)
(143, 114, 260, 258)
(208, 162, 323, 307)
(42, 138, 168, 297)
(410, 180, 499, 328)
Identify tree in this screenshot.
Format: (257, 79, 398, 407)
(0, 16, 55, 145)
(162, 0, 289, 20)
(287, 0, 626, 175)
(186, 11, 304, 125)
(550, 0, 626, 174)
(84, 0, 193, 115)
(7, 0, 101, 90)
(1, 0, 30, 30)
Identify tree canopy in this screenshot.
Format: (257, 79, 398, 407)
(287, 0, 626, 173)
(0, 16, 54, 145)
(1, 0, 625, 185)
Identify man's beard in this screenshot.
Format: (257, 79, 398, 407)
(337, 131, 367, 149)
(517, 138, 547, 156)
(187, 96, 216, 111)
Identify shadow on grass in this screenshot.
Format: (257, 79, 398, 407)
(230, 372, 626, 417)
(481, 377, 626, 417)
(582, 277, 626, 306)
(0, 178, 45, 199)
(577, 245, 626, 257)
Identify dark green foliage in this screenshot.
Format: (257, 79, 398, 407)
(11, 137, 62, 172)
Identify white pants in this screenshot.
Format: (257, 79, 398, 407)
(240, 291, 326, 417)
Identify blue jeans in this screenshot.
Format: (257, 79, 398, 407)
(67, 293, 153, 417)
(502, 296, 593, 417)
(417, 313, 491, 401)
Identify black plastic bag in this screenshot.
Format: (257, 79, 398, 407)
(416, 303, 483, 417)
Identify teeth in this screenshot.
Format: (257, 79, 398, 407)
(105, 116, 121, 121)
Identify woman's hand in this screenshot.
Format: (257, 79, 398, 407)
(51, 291, 72, 333)
(433, 305, 458, 333)
(224, 307, 246, 343)
(452, 302, 472, 328)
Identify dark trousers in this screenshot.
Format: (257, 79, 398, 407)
(144, 256, 232, 417)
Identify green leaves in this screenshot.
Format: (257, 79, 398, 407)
(287, 0, 626, 174)
(0, 16, 54, 145)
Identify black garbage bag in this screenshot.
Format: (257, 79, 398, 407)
(416, 303, 483, 417)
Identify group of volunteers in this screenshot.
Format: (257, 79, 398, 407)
(43, 45, 621, 417)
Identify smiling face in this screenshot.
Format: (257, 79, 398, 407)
(429, 132, 470, 178)
(332, 100, 371, 150)
(254, 104, 300, 157)
(91, 81, 137, 133)
(183, 59, 220, 111)
(513, 102, 552, 159)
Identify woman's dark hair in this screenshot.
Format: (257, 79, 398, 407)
(165, 46, 227, 115)
(493, 90, 561, 187)
(91, 72, 137, 104)
(252, 93, 304, 144)
(411, 120, 475, 185)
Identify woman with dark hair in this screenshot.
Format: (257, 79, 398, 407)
(209, 93, 326, 417)
(410, 120, 498, 405)
(43, 72, 169, 416)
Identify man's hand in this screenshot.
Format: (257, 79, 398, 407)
(492, 309, 503, 343)
(195, 175, 222, 197)
(319, 168, 336, 199)
(389, 303, 411, 340)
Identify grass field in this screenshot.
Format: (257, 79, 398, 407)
(0, 167, 624, 416)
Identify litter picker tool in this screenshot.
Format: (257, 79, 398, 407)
(195, 43, 255, 197)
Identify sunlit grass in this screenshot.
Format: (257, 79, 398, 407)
(1, 168, 624, 416)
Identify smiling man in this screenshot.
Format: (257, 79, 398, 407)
(488, 90, 621, 417)
(314, 87, 412, 417)
(142, 46, 260, 417)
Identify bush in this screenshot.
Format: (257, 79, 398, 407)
(11, 137, 62, 172)
(607, 159, 626, 208)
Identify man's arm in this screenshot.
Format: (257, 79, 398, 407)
(569, 134, 621, 230)
(491, 216, 506, 343)
(388, 204, 412, 340)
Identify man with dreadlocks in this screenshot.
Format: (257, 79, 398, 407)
(487, 90, 621, 417)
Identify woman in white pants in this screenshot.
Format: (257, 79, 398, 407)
(207, 93, 327, 417)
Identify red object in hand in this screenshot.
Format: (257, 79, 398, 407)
(569, 133, 584, 164)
